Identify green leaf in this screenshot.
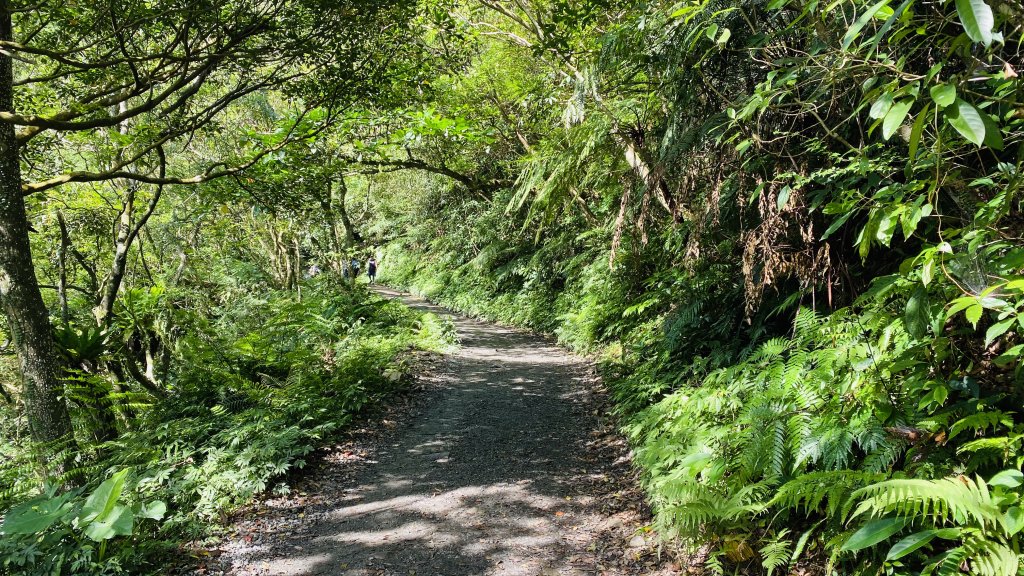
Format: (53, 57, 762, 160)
(908, 104, 930, 161)
(777, 185, 792, 211)
(705, 23, 719, 40)
(955, 0, 996, 46)
(842, 517, 908, 552)
(842, 0, 891, 50)
(994, 344, 1024, 366)
(1003, 506, 1024, 536)
(901, 205, 923, 239)
(929, 84, 956, 108)
(985, 318, 1015, 345)
(946, 296, 977, 319)
(716, 27, 731, 45)
(946, 99, 986, 146)
(876, 209, 900, 246)
(989, 469, 1024, 488)
(922, 258, 935, 286)
(1, 493, 74, 535)
(138, 500, 167, 521)
(965, 303, 984, 328)
(822, 211, 854, 240)
(886, 530, 938, 561)
(870, 92, 895, 120)
(904, 287, 930, 339)
(82, 504, 134, 542)
(981, 111, 1004, 150)
(80, 469, 130, 523)
(882, 99, 914, 140)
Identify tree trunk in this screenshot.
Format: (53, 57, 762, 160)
(95, 182, 138, 326)
(56, 211, 71, 327)
(0, 1, 75, 470)
(319, 180, 343, 273)
(336, 176, 362, 246)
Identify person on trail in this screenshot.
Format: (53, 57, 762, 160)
(350, 258, 361, 282)
(306, 263, 321, 278)
(367, 257, 377, 284)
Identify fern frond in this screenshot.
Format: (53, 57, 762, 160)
(773, 470, 884, 517)
(852, 476, 1002, 528)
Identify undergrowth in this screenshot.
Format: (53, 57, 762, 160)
(0, 278, 453, 575)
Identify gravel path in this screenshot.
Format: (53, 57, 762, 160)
(212, 288, 676, 576)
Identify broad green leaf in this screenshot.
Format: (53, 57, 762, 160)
(1, 493, 74, 535)
(882, 99, 913, 140)
(822, 211, 854, 240)
(945, 296, 977, 320)
(876, 210, 900, 246)
(716, 27, 731, 45)
(945, 99, 986, 146)
(138, 500, 167, 521)
(705, 23, 719, 40)
(955, 0, 995, 46)
(989, 469, 1024, 488)
(1003, 506, 1024, 535)
(82, 504, 134, 542)
(994, 344, 1024, 366)
(886, 530, 938, 561)
(985, 318, 1015, 345)
(80, 469, 131, 522)
(929, 84, 956, 107)
(777, 186, 792, 211)
(870, 92, 895, 120)
(922, 258, 935, 286)
(842, 517, 908, 552)
(901, 204, 923, 239)
(904, 287, 930, 339)
(908, 103, 930, 161)
(981, 111, 1004, 150)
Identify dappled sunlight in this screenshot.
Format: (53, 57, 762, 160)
(242, 477, 589, 575)
(220, 289, 619, 576)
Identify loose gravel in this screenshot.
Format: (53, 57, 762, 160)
(199, 289, 679, 576)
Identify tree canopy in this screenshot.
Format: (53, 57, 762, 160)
(3, 0, 1024, 574)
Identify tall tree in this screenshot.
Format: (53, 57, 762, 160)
(0, 0, 429, 465)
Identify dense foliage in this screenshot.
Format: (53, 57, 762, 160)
(362, 0, 1024, 574)
(0, 1, 454, 573)
(3, 0, 1024, 574)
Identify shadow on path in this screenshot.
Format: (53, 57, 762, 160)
(220, 288, 657, 576)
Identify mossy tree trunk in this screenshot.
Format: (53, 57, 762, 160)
(0, 0, 75, 474)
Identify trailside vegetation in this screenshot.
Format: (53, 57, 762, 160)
(363, 0, 1024, 574)
(3, 0, 1024, 574)
(0, 1, 456, 574)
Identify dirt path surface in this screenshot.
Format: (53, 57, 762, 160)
(213, 288, 675, 576)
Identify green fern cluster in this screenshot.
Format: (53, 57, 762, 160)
(843, 470, 1024, 575)
(627, 309, 895, 543)
(0, 280, 447, 575)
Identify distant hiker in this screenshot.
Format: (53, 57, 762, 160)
(350, 258, 361, 279)
(306, 263, 321, 278)
(367, 257, 377, 284)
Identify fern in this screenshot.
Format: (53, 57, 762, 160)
(851, 476, 1003, 528)
(759, 530, 792, 576)
(773, 470, 885, 518)
(844, 471, 1024, 574)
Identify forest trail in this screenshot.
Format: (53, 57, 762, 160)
(215, 288, 673, 576)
